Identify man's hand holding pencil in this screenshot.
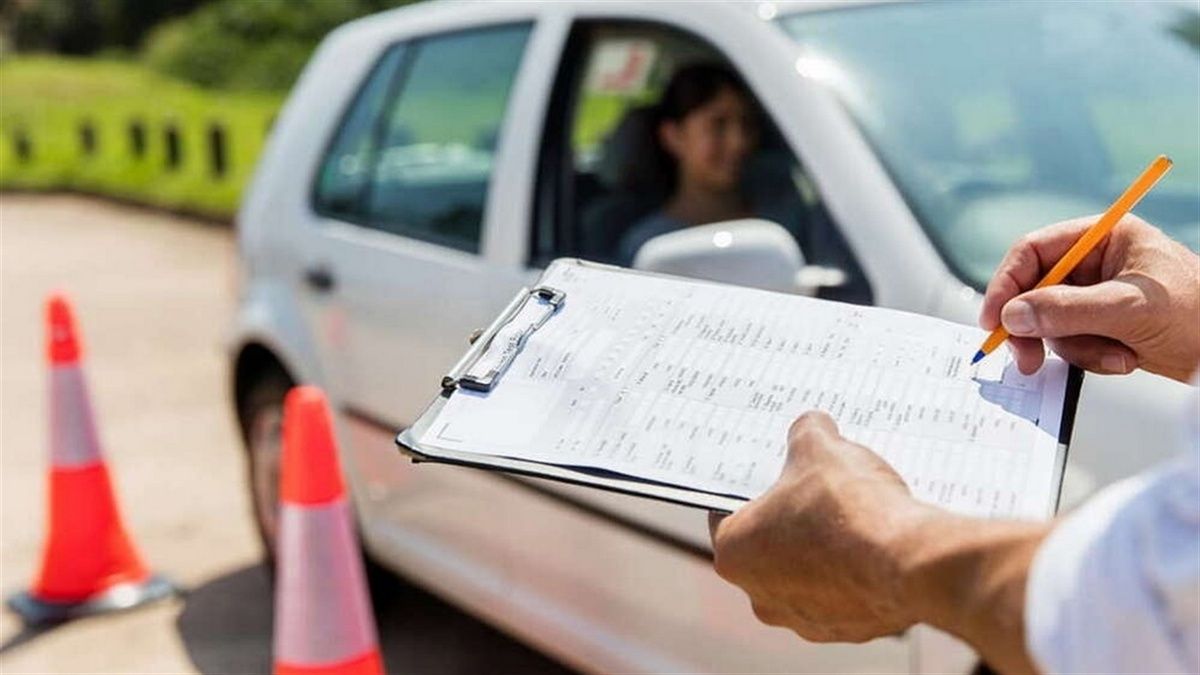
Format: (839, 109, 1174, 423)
(980, 214, 1200, 383)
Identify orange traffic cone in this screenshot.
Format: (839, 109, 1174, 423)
(7, 293, 175, 624)
(273, 386, 384, 675)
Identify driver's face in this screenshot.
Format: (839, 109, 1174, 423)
(661, 86, 759, 192)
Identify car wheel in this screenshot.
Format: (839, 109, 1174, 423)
(237, 371, 395, 593)
(239, 371, 292, 565)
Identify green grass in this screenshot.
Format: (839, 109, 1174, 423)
(0, 57, 283, 220)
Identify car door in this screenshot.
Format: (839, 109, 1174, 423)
(302, 22, 535, 426)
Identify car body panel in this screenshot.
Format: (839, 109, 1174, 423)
(229, 278, 325, 393)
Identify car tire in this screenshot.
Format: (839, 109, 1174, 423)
(238, 370, 293, 566)
(237, 370, 396, 593)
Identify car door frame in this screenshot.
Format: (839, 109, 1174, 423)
(297, 10, 558, 405)
(304, 12, 553, 271)
(557, 2, 959, 314)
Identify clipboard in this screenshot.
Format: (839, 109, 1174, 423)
(396, 258, 1085, 515)
(442, 285, 567, 393)
(398, 260, 753, 512)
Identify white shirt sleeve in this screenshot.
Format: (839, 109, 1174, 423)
(1024, 381, 1200, 674)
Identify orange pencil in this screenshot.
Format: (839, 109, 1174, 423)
(972, 154, 1173, 365)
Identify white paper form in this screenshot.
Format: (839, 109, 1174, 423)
(419, 261, 1072, 520)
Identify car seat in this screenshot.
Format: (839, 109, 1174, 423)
(577, 105, 669, 263)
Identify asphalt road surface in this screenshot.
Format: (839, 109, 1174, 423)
(0, 194, 574, 674)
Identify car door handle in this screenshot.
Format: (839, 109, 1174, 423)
(303, 264, 336, 293)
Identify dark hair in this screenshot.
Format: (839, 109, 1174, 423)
(653, 63, 754, 191)
(657, 63, 751, 124)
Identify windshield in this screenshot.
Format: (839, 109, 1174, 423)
(782, 2, 1200, 288)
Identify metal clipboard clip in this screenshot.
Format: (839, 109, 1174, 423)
(441, 285, 566, 393)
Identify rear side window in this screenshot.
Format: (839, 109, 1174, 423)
(313, 24, 532, 253)
(315, 46, 407, 217)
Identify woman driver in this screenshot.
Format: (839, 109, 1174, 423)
(618, 64, 762, 265)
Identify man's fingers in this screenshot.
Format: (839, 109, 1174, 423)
(980, 218, 1100, 330)
(788, 411, 837, 442)
(1001, 280, 1144, 340)
(786, 411, 838, 466)
(1047, 336, 1138, 375)
(1007, 336, 1046, 375)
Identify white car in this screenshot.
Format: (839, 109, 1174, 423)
(232, 1, 1199, 672)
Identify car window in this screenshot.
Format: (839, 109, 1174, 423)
(314, 45, 407, 219)
(314, 24, 532, 253)
(533, 22, 872, 304)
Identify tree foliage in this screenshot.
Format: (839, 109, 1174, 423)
(8, 0, 208, 54)
(6, 0, 416, 91)
(143, 0, 414, 91)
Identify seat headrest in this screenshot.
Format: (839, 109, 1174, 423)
(594, 104, 669, 198)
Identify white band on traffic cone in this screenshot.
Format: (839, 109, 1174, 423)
(49, 366, 103, 469)
(273, 496, 378, 667)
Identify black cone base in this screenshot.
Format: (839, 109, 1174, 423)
(7, 574, 178, 626)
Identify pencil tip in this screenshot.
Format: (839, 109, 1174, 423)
(970, 350, 985, 365)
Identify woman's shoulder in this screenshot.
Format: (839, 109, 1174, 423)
(619, 210, 686, 264)
(630, 210, 686, 239)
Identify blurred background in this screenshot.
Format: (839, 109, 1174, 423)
(0, 0, 417, 220)
(1, 1, 574, 673)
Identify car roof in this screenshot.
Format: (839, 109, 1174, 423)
(332, 0, 894, 42)
(745, 1, 896, 19)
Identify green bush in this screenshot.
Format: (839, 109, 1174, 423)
(143, 0, 411, 92)
(0, 57, 282, 219)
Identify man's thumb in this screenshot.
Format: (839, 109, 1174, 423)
(1001, 281, 1142, 340)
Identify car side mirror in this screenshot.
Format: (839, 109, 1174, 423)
(631, 219, 847, 296)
